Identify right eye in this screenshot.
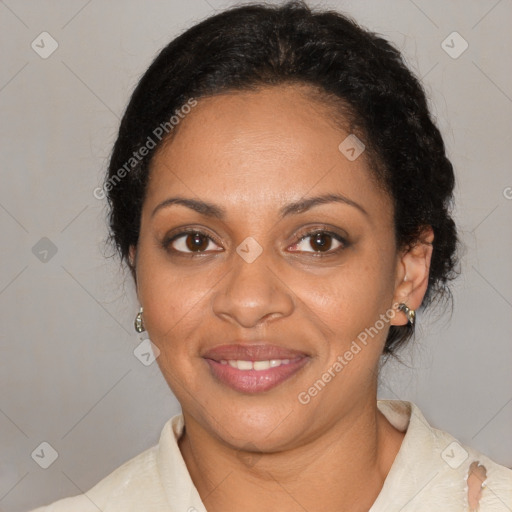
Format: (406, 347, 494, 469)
(167, 231, 223, 253)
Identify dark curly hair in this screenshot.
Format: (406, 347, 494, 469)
(104, 0, 459, 356)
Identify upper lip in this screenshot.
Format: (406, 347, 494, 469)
(202, 343, 308, 362)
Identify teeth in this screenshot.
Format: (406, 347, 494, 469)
(237, 360, 253, 370)
(220, 359, 292, 370)
(253, 360, 270, 370)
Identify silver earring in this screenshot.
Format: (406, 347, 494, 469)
(398, 303, 415, 326)
(134, 307, 145, 333)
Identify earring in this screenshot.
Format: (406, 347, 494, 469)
(134, 307, 145, 333)
(398, 303, 416, 326)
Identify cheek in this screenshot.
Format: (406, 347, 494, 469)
(291, 246, 397, 346)
(135, 247, 215, 353)
(136, 257, 213, 397)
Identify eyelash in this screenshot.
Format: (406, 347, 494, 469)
(162, 227, 349, 257)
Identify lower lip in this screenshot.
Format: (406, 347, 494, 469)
(204, 357, 309, 393)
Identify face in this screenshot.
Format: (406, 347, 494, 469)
(131, 84, 406, 452)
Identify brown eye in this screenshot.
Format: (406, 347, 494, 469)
(309, 233, 333, 252)
(170, 232, 222, 253)
(288, 231, 345, 254)
(186, 233, 209, 251)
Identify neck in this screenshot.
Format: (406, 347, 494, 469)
(178, 399, 405, 512)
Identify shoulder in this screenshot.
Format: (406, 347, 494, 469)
(27, 417, 179, 511)
(28, 445, 161, 511)
(427, 419, 512, 511)
(375, 400, 512, 511)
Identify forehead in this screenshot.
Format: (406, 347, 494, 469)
(145, 84, 391, 219)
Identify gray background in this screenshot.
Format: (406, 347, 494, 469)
(1, 0, 511, 510)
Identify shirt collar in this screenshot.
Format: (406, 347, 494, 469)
(369, 400, 443, 510)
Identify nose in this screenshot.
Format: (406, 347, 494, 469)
(212, 251, 295, 328)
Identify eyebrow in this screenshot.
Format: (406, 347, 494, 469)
(151, 197, 225, 219)
(151, 193, 368, 219)
(279, 193, 368, 218)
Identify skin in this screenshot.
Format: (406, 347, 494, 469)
(129, 84, 434, 512)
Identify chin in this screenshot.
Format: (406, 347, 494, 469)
(203, 393, 309, 450)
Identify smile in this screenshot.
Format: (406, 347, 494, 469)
(221, 359, 292, 370)
(204, 355, 309, 393)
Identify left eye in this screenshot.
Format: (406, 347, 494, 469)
(170, 232, 222, 253)
(289, 232, 344, 253)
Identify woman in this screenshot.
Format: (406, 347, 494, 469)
(30, 1, 512, 510)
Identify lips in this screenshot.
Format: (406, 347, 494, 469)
(202, 343, 307, 362)
(202, 343, 310, 393)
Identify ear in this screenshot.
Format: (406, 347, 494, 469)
(128, 245, 138, 285)
(128, 245, 137, 268)
(390, 227, 434, 326)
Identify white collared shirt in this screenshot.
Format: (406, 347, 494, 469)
(29, 400, 512, 511)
